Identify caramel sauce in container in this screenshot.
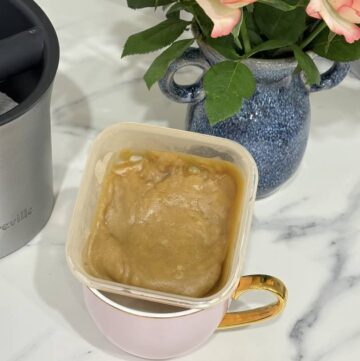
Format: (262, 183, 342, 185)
(66, 123, 258, 309)
(84, 150, 244, 299)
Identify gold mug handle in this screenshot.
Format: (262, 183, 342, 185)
(219, 275, 288, 330)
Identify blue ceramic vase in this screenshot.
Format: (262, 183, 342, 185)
(159, 43, 350, 199)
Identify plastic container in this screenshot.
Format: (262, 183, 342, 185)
(66, 123, 258, 309)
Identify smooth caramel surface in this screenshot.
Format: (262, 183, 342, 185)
(84, 150, 243, 297)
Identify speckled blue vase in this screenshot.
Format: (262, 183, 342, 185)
(159, 45, 350, 198)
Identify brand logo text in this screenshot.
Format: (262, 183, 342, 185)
(1, 208, 33, 231)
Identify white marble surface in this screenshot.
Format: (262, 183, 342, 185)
(1, 1, 360, 360)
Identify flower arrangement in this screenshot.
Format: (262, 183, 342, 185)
(123, 0, 360, 124)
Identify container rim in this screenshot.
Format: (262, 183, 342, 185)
(0, 0, 59, 126)
(88, 287, 202, 319)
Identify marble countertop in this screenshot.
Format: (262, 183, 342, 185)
(1, 1, 360, 360)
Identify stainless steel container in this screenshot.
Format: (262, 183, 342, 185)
(0, 0, 59, 257)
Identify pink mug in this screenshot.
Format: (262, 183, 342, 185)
(84, 274, 287, 359)
(65, 124, 288, 358)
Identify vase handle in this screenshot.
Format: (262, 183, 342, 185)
(310, 62, 350, 92)
(158, 47, 211, 104)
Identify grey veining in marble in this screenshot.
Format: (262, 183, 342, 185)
(0, 1, 359, 361)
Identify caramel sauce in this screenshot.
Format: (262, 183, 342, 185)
(84, 150, 244, 298)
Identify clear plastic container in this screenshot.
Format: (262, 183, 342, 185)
(66, 123, 258, 309)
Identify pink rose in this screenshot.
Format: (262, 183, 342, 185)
(196, 0, 256, 38)
(306, 0, 360, 43)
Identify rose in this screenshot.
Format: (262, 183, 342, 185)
(306, 0, 360, 43)
(196, 0, 256, 38)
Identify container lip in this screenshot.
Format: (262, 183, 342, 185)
(67, 123, 259, 310)
(0, 0, 59, 127)
(87, 287, 202, 319)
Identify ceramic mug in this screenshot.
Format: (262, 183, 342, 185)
(84, 274, 287, 359)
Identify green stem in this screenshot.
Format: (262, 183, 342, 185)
(300, 21, 327, 50)
(240, 15, 251, 54)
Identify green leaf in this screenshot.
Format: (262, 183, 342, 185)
(254, 3, 307, 42)
(240, 15, 252, 54)
(204, 36, 240, 60)
(244, 39, 292, 57)
(325, 31, 336, 53)
(248, 29, 264, 47)
(247, 4, 255, 12)
(312, 29, 360, 61)
(257, 0, 298, 11)
(292, 45, 320, 85)
(245, 11, 264, 46)
(122, 19, 189, 57)
(192, 5, 214, 37)
(166, 10, 180, 19)
(231, 18, 243, 50)
(144, 39, 194, 89)
(127, 0, 175, 9)
(204, 61, 256, 125)
(166, 3, 183, 18)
